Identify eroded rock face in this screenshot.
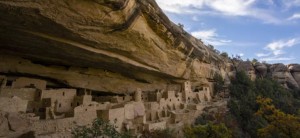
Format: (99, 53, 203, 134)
(270, 63, 287, 72)
(0, 112, 9, 137)
(237, 61, 256, 80)
(268, 63, 298, 88)
(289, 64, 300, 72)
(225, 63, 236, 79)
(7, 113, 30, 132)
(254, 62, 267, 77)
(0, 0, 225, 93)
(289, 64, 300, 87)
(191, 60, 221, 80)
(229, 61, 300, 89)
(0, 111, 36, 137)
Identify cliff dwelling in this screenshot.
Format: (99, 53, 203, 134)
(0, 76, 213, 137)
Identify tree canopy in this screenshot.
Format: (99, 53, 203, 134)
(228, 71, 300, 137)
(255, 96, 300, 138)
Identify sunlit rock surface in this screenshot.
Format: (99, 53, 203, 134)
(0, 0, 225, 93)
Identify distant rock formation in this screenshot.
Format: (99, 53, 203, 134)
(229, 60, 300, 89)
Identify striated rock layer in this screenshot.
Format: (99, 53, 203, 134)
(0, 0, 226, 93)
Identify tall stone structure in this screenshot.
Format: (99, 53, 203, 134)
(135, 88, 142, 102)
(182, 81, 192, 102)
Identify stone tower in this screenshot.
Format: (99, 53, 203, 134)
(183, 81, 191, 92)
(182, 81, 192, 102)
(134, 88, 142, 102)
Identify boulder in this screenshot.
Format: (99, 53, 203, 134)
(270, 63, 287, 72)
(254, 62, 267, 77)
(288, 64, 300, 72)
(292, 73, 300, 88)
(286, 73, 299, 88)
(7, 113, 30, 132)
(237, 61, 254, 71)
(288, 64, 300, 87)
(237, 61, 256, 80)
(270, 64, 299, 88)
(0, 112, 9, 136)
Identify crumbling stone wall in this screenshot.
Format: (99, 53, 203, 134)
(0, 88, 40, 101)
(41, 89, 76, 113)
(98, 107, 125, 132)
(0, 97, 28, 113)
(12, 77, 46, 90)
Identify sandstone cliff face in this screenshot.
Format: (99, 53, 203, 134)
(288, 64, 300, 88)
(253, 62, 267, 77)
(0, 0, 225, 93)
(236, 61, 256, 80)
(269, 63, 299, 88)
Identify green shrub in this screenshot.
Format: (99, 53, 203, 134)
(72, 118, 131, 138)
(213, 73, 225, 95)
(141, 128, 174, 138)
(184, 123, 232, 138)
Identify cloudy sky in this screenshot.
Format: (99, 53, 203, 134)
(156, 0, 300, 64)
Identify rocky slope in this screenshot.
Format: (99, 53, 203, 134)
(0, 0, 227, 93)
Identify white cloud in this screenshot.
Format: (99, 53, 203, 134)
(205, 0, 255, 16)
(191, 29, 231, 46)
(267, 0, 275, 5)
(155, 0, 205, 14)
(260, 56, 295, 62)
(284, 0, 300, 8)
(156, 0, 281, 24)
(265, 38, 299, 56)
(239, 53, 245, 57)
(192, 16, 199, 21)
(288, 13, 300, 20)
(257, 38, 299, 62)
(272, 50, 285, 56)
(191, 29, 216, 40)
(256, 53, 271, 57)
(265, 39, 297, 51)
(156, 0, 255, 15)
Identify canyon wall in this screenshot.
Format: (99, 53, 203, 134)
(0, 0, 226, 93)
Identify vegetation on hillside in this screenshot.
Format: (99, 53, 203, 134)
(190, 71, 300, 138)
(255, 96, 300, 138)
(72, 118, 130, 138)
(72, 118, 175, 138)
(228, 71, 300, 137)
(184, 123, 232, 138)
(213, 73, 225, 95)
(141, 128, 175, 138)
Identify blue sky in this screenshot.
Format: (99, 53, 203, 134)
(156, 0, 300, 64)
